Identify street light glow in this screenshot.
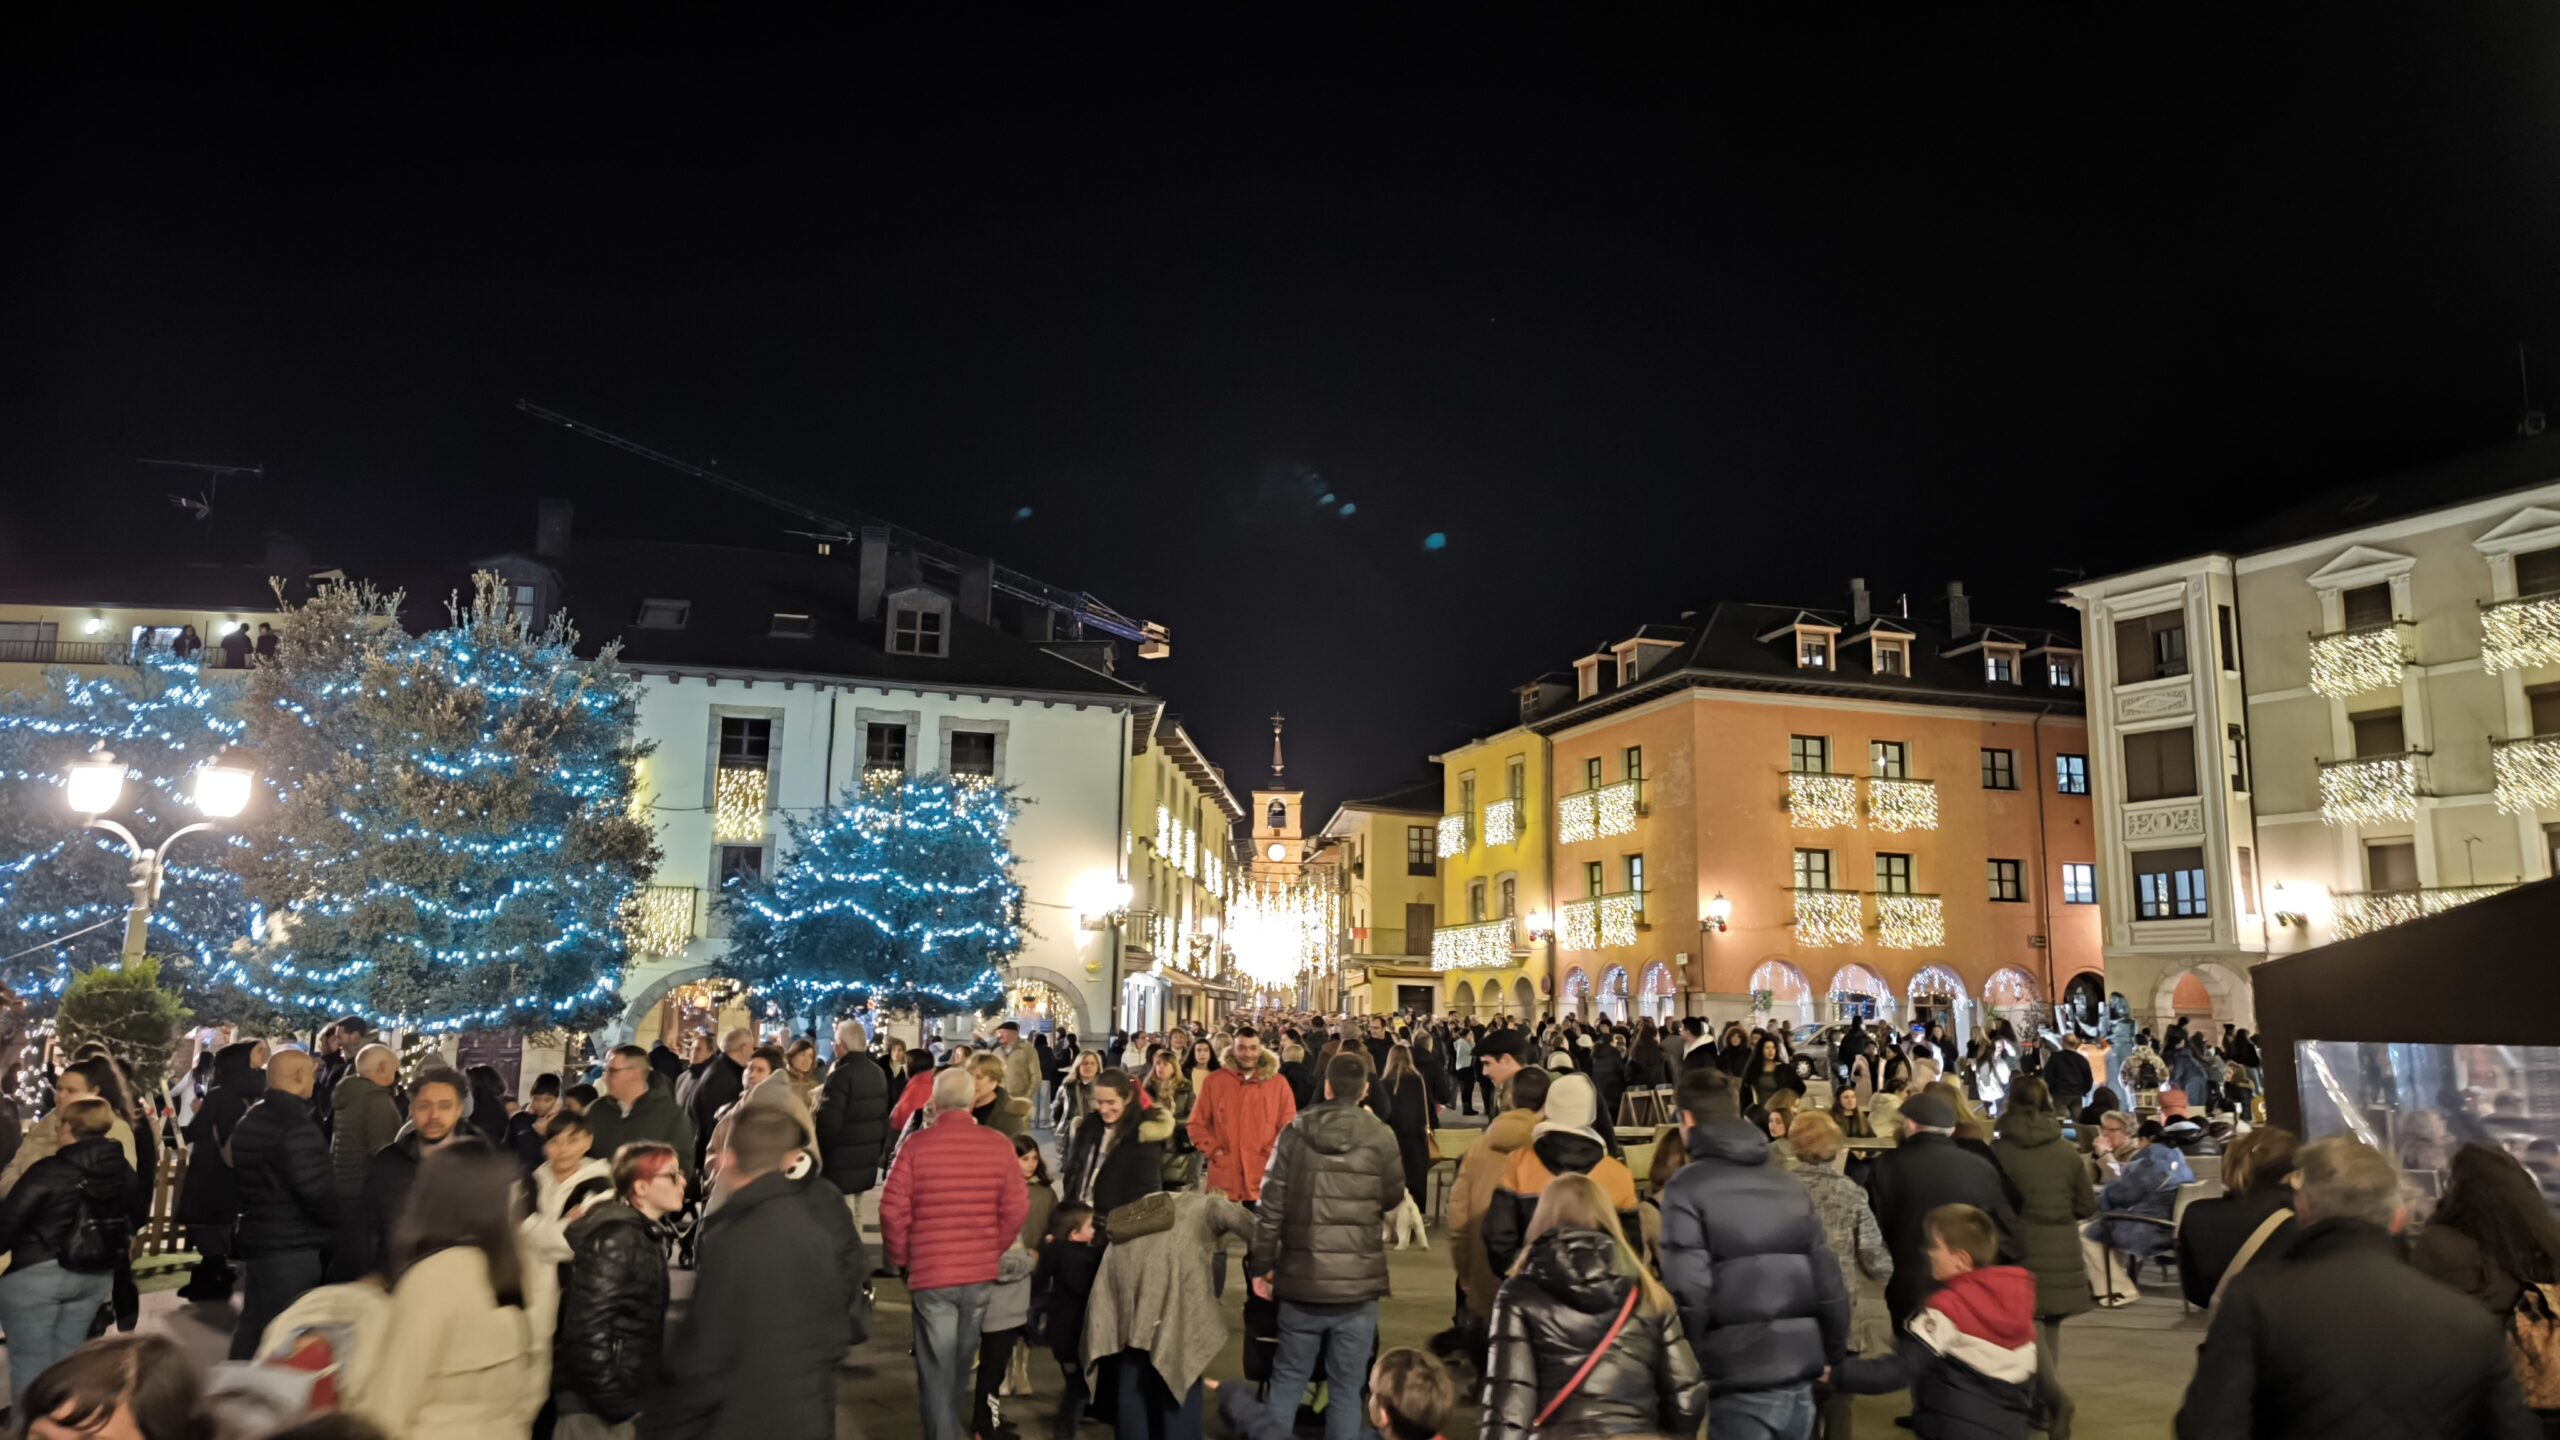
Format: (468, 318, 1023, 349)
(193, 764, 255, 819)
(66, 756, 126, 816)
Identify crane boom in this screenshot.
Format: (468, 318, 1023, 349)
(516, 400, 1168, 654)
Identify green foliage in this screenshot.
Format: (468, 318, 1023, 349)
(56, 956, 189, 1086)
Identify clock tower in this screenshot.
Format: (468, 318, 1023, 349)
(1248, 713, 1305, 879)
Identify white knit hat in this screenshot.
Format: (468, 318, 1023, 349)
(1533, 1072, 1607, 1146)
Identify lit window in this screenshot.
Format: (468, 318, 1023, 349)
(1985, 650, 2016, 683)
(1790, 735, 1831, 774)
(2132, 848, 2209, 920)
(2055, 754, 2088, 795)
(1798, 631, 1833, 670)
(2062, 863, 2096, 905)
(1875, 640, 1908, 677)
(2048, 654, 2079, 688)
(1793, 848, 1833, 891)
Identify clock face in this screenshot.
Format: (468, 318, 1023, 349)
(1266, 842, 1287, 862)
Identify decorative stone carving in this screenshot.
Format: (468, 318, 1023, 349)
(2116, 686, 2194, 724)
(2122, 802, 2205, 841)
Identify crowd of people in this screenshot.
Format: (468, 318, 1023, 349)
(0, 1004, 2545, 1440)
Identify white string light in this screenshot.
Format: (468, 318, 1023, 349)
(1436, 813, 1468, 858)
(2482, 595, 2560, 674)
(1876, 894, 1944, 948)
(1788, 773, 1859, 830)
(1430, 918, 1514, 971)
(1556, 792, 1596, 844)
(1791, 889, 1863, 947)
(1482, 798, 1518, 848)
(2493, 736, 2560, 814)
(1593, 780, 1641, 837)
(2308, 625, 2406, 699)
(2318, 753, 2419, 825)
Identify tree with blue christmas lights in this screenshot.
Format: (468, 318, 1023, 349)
(230, 574, 660, 1032)
(0, 653, 257, 1009)
(717, 771, 1024, 1021)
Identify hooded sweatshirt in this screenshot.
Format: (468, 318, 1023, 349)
(1834, 1264, 2037, 1439)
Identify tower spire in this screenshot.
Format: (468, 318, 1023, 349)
(1270, 713, 1286, 786)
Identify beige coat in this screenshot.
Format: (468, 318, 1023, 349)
(1082, 1191, 1256, 1395)
(1447, 1106, 1538, 1319)
(357, 1244, 558, 1440)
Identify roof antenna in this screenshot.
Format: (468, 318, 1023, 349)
(2520, 342, 2547, 438)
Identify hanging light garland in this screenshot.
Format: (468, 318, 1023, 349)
(1788, 773, 1859, 830)
(1481, 797, 1518, 848)
(2494, 736, 2560, 814)
(622, 884, 696, 957)
(1791, 889, 1863, 946)
(1593, 780, 1641, 837)
(2318, 753, 2419, 825)
(1227, 876, 1335, 987)
(2481, 595, 2560, 674)
(1865, 778, 1940, 834)
(712, 766, 768, 842)
(1875, 894, 1945, 949)
(1430, 918, 1514, 971)
(1556, 791, 1597, 844)
(1436, 813, 1468, 858)
(2307, 625, 2406, 699)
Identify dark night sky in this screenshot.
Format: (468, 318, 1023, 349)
(10, 9, 2560, 821)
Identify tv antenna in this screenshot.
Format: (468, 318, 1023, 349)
(140, 459, 263, 549)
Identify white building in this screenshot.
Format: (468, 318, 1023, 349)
(2066, 436, 2560, 1028)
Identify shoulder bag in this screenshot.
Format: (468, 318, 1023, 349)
(1532, 1286, 1641, 1431)
(2509, 1282, 2560, 1410)
(2208, 1209, 2293, 1306)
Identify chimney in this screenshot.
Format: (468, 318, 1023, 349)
(1850, 577, 1871, 625)
(1946, 581, 1972, 638)
(957, 557, 994, 625)
(536, 498, 574, 558)
(856, 525, 890, 620)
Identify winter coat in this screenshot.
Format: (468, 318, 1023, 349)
(1082, 1190, 1256, 1394)
(640, 1172, 851, 1440)
(521, 1157, 614, 1267)
(555, 1199, 669, 1424)
(1366, 1072, 1436, 1205)
(1449, 1107, 1538, 1319)
(175, 1044, 264, 1223)
(1835, 1265, 2038, 1440)
(2088, 1141, 2192, 1258)
(330, 1072, 405, 1196)
(360, 1243, 558, 1440)
(0, 1135, 132, 1272)
(881, 1109, 1029, 1291)
(311, 1051, 350, 1136)
(685, 1054, 746, 1157)
(1988, 1108, 2096, 1319)
(1481, 1229, 1706, 1440)
(1281, 1054, 1318, 1111)
(1187, 1046, 1298, 1203)
(584, 1083, 698, 1177)
(230, 1090, 339, 1258)
(1049, 1075, 1095, 1134)
(999, 1041, 1042, 1103)
(1481, 1133, 1640, 1283)
(1060, 1108, 1175, 1220)
(972, 1088, 1033, 1140)
(1248, 1099, 1406, 1307)
(2174, 1218, 2538, 1440)
(2040, 1048, 2093, 1113)
(2177, 1186, 2296, 1309)
(1789, 1156, 1896, 1354)
(890, 1069, 939, 1137)
(814, 1049, 889, 1195)
(2170, 1047, 2215, 1111)
(982, 1181, 1055, 1334)
(1866, 1132, 2022, 1324)
(1657, 1114, 1850, 1391)
(1034, 1235, 1105, 1364)
(1744, 1061, 1806, 1115)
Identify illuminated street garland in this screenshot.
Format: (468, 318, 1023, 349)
(2481, 594, 2560, 674)
(1556, 791, 1597, 844)
(713, 767, 768, 842)
(1481, 797, 1518, 848)
(1437, 813, 1468, 858)
(1865, 778, 1939, 834)
(2307, 625, 2406, 699)
(2317, 753, 2419, 826)
(1593, 780, 1641, 837)
(1791, 888, 1863, 947)
(1430, 917, 1514, 970)
(1876, 894, 1945, 949)
(623, 884, 697, 957)
(2493, 735, 2560, 814)
(1787, 773, 1859, 830)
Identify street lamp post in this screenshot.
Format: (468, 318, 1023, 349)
(66, 751, 255, 963)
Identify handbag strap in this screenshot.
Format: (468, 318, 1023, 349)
(2210, 1209, 2293, 1306)
(1533, 1286, 1641, 1428)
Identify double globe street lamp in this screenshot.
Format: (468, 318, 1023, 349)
(66, 750, 256, 962)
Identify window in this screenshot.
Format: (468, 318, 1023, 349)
(1870, 741, 1908, 779)
(2047, 654, 2079, 688)
(1799, 632, 1833, 670)
(2061, 862, 2096, 905)
(1985, 649, 2017, 684)
(769, 612, 815, 639)
(1987, 859, 2025, 903)
(1585, 860, 1605, 897)
(1507, 757, 1526, 804)
(2351, 708, 2407, 758)
(1405, 904, 1435, 957)
(2342, 583, 2394, 629)
(865, 722, 908, 770)
(2226, 724, 2250, 792)
(1793, 848, 1833, 891)
(890, 604, 946, 656)
(2520, 547, 2560, 598)
(718, 844, 765, 887)
(2235, 847, 2259, 915)
(2055, 754, 2089, 795)
(1875, 853, 1913, 894)
(1626, 853, 1645, 894)
(1407, 825, 1436, 876)
(2115, 612, 2188, 684)
(1980, 748, 2017, 790)
(719, 716, 772, 770)
(950, 731, 997, 777)
(2121, 728, 2198, 802)
(1623, 746, 1643, 782)
(2366, 841, 2419, 892)
(634, 598, 691, 630)
(2531, 684, 2560, 737)
(1790, 735, 1831, 774)
(2132, 848, 2210, 920)
(1267, 799, 1287, 831)
(1499, 876, 1517, 917)
(1875, 640, 1908, 677)
(510, 582, 539, 612)
(1467, 879, 1487, 922)
(1459, 773, 1477, 817)
(1584, 757, 1604, 790)
(2217, 604, 2238, 673)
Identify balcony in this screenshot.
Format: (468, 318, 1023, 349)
(712, 765, 769, 841)
(1481, 797, 1519, 848)
(623, 884, 698, 957)
(1558, 891, 1646, 950)
(1437, 812, 1469, 859)
(2307, 620, 2411, 699)
(1865, 777, 1940, 833)
(1785, 771, 1860, 830)
(1557, 778, 1643, 844)
(1874, 893, 1945, 948)
(2481, 593, 2560, 674)
(1430, 916, 1521, 971)
(2494, 734, 2560, 814)
(0, 639, 145, 667)
(2330, 884, 2516, 941)
(1121, 908, 1161, 959)
(1791, 887, 1863, 947)
(2317, 750, 2425, 826)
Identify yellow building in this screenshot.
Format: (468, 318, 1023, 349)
(1318, 779, 1445, 1018)
(0, 561, 305, 698)
(1117, 717, 1244, 1032)
(1429, 723, 1550, 1021)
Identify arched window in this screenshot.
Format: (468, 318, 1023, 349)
(1563, 967, 1591, 1020)
(1599, 965, 1630, 1023)
(1750, 959, 1816, 1026)
(1640, 962, 1677, 1022)
(1826, 962, 1896, 1023)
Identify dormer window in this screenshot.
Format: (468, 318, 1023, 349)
(1573, 655, 1602, 700)
(1984, 644, 2023, 684)
(770, 612, 814, 639)
(1873, 638, 1909, 677)
(2046, 652, 2080, 688)
(634, 598, 691, 630)
(1798, 630, 1834, 670)
(886, 588, 951, 657)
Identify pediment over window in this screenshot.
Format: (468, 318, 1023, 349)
(2474, 505, 2560, 557)
(2306, 545, 2416, 592)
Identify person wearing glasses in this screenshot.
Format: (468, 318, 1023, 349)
(585, 1046, 698, 1180)
(553, 1141, 685, 1439)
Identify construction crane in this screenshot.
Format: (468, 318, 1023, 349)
(515, 400, 1170, 657)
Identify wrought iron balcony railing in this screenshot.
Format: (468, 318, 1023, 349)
(1557, 778, 1643, 844)
(1430, 916, 1522, 970)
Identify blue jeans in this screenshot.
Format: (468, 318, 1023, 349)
(0, 1260, 112, 1409)
(1710, 1382, 1816, 1440)
(1111, 1348, 1204, 1440)
(912, 1282, 992, 1440)
(1266, 1302, 1378, 1440)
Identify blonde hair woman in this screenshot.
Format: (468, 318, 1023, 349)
(1484, 1172, 1704, 1440)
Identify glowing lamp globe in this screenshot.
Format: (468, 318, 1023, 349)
(66, 756, 126, 817)
(193, 764, 255, 819)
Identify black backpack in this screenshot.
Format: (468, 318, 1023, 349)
(60, 1185, 132, 1274)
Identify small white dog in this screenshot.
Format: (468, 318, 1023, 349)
(1384, 1193, 1429, 1250)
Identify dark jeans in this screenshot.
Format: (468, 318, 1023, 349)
(973, 1326, 1021, 1436)
(1110, 1348, 1203, 1440)
(1266, 1302, 1378, 1440)
(231, 1248, 325, 1360)
(1053, 1357, 1091, 1440)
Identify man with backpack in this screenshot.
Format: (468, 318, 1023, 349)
(227, 1049, 340, 1359)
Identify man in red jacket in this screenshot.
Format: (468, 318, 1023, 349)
(883, 1066, 1030, 1440)
(1188, 1024, 1297, 1294)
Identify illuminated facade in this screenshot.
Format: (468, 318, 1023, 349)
(1429, 725, 1550, 1021)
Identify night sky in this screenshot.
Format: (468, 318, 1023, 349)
(12, 10, 2560, 821)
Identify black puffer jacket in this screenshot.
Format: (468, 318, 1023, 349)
(556, 1199, 670, 1424)
(1483, 1228, 1705, 1440)
(1248, 1099, 1405, 1306)
(1655, 1114, 1849, 1391)
(229, 1090, 338, 1257)
(814, 1050, 889, 1195)
(175, 1043, 264, 1225)
(0, 1135, 133, 1272)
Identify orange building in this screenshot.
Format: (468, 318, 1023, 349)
(1521, 582, 2101, 1037)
